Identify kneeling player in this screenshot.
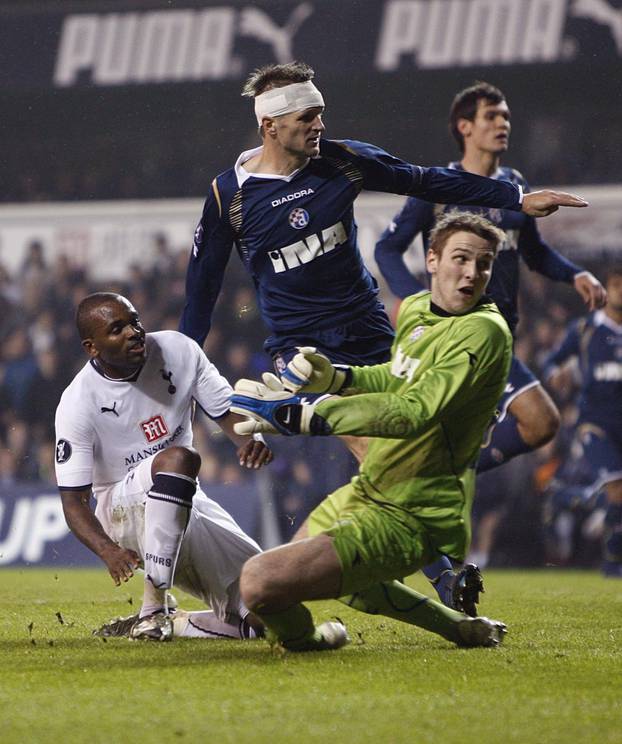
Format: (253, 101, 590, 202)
(55, 292, 272, 641)
(231, 213, 512, 651)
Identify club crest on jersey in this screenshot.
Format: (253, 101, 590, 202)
(486, 208, 502, 224)
(141, 415, 169, 443)
(289, 208, 309, 230)
(55, 439, 72, 464)
(409, 326, 426, 342)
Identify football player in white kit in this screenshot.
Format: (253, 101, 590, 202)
(55, 292, 272, 641)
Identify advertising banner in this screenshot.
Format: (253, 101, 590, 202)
(1, 1, 621, 90)
(0, 482, 259, 567)
(0, 484, 98, 567)
(2, 1, 620, 197)
(1, 188, 620, 282)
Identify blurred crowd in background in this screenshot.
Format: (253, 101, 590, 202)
(5, 112, 620, 205)
(0, 233, 607, 565)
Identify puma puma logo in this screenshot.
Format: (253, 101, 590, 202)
(100, 402, 119, 417)
(571, 0, 622, 53)
(239, 3, 313, 63)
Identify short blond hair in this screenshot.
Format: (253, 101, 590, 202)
(428, 211, 506, 256)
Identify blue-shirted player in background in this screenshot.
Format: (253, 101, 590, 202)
(375, 81, 607, 475)
(545, 266, 622, 576)
(180, 63, 591, 613)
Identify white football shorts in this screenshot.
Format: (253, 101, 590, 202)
(93, 454, 261, 620)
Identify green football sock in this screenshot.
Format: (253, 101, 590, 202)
(340, 580, 463, 642)
(255, 603, 324, 650)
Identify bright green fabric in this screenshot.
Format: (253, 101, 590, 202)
(314, 291, 512, 563)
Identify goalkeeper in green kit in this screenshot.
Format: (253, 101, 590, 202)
(230, 211, 513, 650)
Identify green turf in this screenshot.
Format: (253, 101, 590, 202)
(1, 568, 621, 743)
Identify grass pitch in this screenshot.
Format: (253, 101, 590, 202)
(2, 568, 621, 744)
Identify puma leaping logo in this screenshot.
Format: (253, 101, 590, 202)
(239, 3, 314, 63)
(100, 402, 119, 417)
(571, 0, 622, 53)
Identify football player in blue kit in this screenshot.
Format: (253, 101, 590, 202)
(374, 81, 605, 572)
(545, 267, 622, 576)
(179, 63, 590, 613)
(375, 82, 607, 475)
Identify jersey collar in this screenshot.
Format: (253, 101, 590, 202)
(449, 160, 505, 180)
(234, 146, 308, 187)
(595, 309, 622, 334)
(90, 358, 143, 382)
(430, 294, 492, 317)
(89, 336, 151, 382)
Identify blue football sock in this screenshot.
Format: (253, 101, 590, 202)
(421, 556, 454, 605)
(477, 414, 531, 473)
(604, 503, 622, 562)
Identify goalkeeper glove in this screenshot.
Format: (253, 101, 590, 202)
(230, 379, 332, 437)
(278, 346, 351, 394)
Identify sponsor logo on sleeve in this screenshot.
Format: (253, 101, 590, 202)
(55, 439, 72, 464)
(193, 223, 204, 258)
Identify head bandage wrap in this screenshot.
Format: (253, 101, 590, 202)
(254, 81, 324, 125)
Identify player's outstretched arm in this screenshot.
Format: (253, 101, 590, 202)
(60, 489, 140, 586)
(522, 190, 588, 217)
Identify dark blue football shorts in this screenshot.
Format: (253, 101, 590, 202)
(266, 305, 394, 372)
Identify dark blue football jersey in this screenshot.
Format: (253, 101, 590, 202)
(180, 141, 523, 350)
(375, 163, 584, 334)
(544, 311, 622, 435)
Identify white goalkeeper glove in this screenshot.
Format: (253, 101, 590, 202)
(230, 379, 332, 437)
(276, 346, 350, 394)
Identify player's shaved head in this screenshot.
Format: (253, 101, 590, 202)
(76, 292, 129, 339)
(429, 212, 505, 257)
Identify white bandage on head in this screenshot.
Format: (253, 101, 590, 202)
(254, 81, 324, 125)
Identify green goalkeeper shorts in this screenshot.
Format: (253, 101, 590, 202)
(307, 480, 437, 596)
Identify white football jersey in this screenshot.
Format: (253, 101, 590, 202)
(55, 331, 232, 491)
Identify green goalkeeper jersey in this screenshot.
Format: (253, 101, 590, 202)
(314, 291, 512, 558)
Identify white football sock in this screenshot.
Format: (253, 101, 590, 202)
(139, 577, 168, 619)
(171, 610, 259, 640)
(143, 471, 195, 598)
